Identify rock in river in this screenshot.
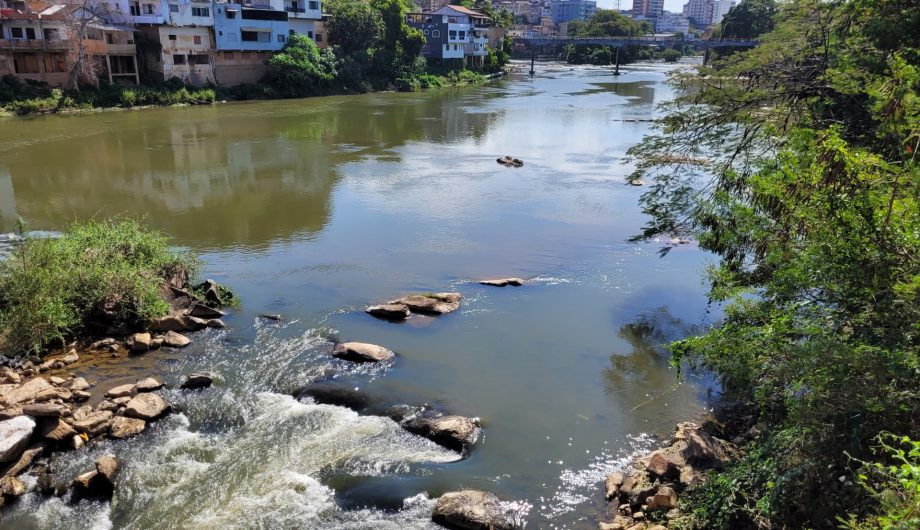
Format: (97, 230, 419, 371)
(131, 332, 152, 352)
(180, 373, 214, 390)
(109, 416, 146, 439)
(388, 293, 462, 315)
(0, 416, 36, 462)
(479, 278, 524, 287)
(298, 384, 369, 411)
(71, 456, 120, 501)
(432, 490, 518, 530)
(365, 303, 411, 320)
(402, 414, 480, 453)
(332, 342, 396, 363)
(162, 331, 191, 348)
(124, 393, 169, 421)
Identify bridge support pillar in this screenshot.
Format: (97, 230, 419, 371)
(530, 48, 535, 76)
(613, 47, 620, 76)
(703, 48, 710, 66)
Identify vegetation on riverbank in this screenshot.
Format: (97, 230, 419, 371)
(0, 220, 196, 355)
(561, 10, 688, 66)
(628, 0, 920, 528)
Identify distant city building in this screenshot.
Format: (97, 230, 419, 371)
(632, 0, 663, 19)
(548, 0, 596, 24)
(655, 11, 689, 34)
(711, 0, 735, 25)
(682, 0, 713, 26)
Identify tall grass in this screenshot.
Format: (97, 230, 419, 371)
(0, 220, 197, 355)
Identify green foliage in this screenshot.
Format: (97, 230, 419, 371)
(718, 0, 777, 39)
(326, 0, 383, 56)
(628, 0, 920, 528)
(563, 10, 649, 66)
(842, 434, 920, 530)
(661, 49, 682, 62)
(0, 220, 197, 355)
(264, 34, 337, 97)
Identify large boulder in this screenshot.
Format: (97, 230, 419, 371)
(150, 315, 187, 332)
(432, 490, 518, 530)
(36, 417, 78, 442)
(131, 332, 152, 352)
(22, 403, 69, 418)
(672, 422, 736, 468)
(605, 471, 624, 501)
(3, 377, 53, 405)
(1, 442, 46, 477)
(388, 293, 462, 315)
(72, 410, 114, 438)
(402, 415, 480, 453)
(124, 393, 169, 421)
(332, 342, 395, 363)
(365, 303, 411, 320)
(180, 373, 214, 390)
(298, 384, 369, 411)
(0, 416, 36, 462)
(162, 331, 191, 348)
(109, 416, 146, 439)
(71, 456, 119, 501)
(188, 304, 224, 319)
(619, 469, 656, 508)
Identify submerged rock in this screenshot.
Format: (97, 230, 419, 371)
(332, 342, 396, 363)
(0, 416, 36, 463)
(432, 490, 518, 530)
(388, 293, 462, 315)
(298, 384, 369, 411)
(365, 303, 411, 320)
(180, 373, 214, 390)
(402, 414, 480, 453)
(479, 278, 524, 287)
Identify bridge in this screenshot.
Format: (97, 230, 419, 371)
(513, 36, 758, 49)
(512, 36, 758, 74)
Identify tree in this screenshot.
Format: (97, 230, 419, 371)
(563, 10, 648, 65)
(326, 0, 384, 57)
(718, 0, 777, 39)
(370, 0, 425, 68)
(264, 34, 337, 97)
(628, 0, 920, 528)
(60, 0, 130, 91)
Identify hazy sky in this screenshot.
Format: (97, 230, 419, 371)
(596, 0, 686, 12)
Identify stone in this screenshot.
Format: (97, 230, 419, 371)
(72, 410, 113, 437)
(388, 293, 462, 315)
(73, 390, 91, 401)
(89, 338, 117, 349)
(134, 377, 164, 392)
(162, 331, 191, 348)
(206, 319, 227, 328)
(332, 342, 396, 363)
(69, 377, 90, 391)
(0, 416, 35, 462)
(0, 368, 20, 384)
(131, 332, 152, 352)
(182, 315, 209, 330)
(71, 464, 115, 501)
(0, 408, 21, 420)
(3, 377, 53, 405)
(36, 473, 68, 496)
(150, 338, 164, 349)
(605, 471, 625, 501)
(598, 523, 623, 530)
(648, 525, 668, 530)
(298, 384, 368, 411)
(105, 383, 136, 399)
(62, 352, 79, 364)
(112, 397, 131, 406)
(49, 376, 67, 385)
(646, 451, 678, 479)
(629, 178, 645, 186)
(110, 416, 146, 439)
(22, 403, 69, 417)
(71, 434, 84, 450)
(0, 476, 26, 497)
(1, 442, 45, 477)
(36, 417, 77, 441)
(620, 470, 656, 508)
(96, 400, 117, 412)
(124, 393, 169, 421)
(479, 278, 524, 287)
(258, 314, 282, 321)
(652, 486, 678, 510)
(180, 373, 214, 390)
(199, 279, 224, 306)
(33, 387, 71, 402)
(365, 303, 411, 320)
(150, 315, 187, 332)
(188, 304, 225, 319)
(95, 455, 119, 483)
(431, 490, 517, 530)
(402, 415, 480, 453)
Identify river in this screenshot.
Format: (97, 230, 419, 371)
(0, 61, 717, 529)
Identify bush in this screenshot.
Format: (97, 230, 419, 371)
(0, 219, 197, 355)
(661, 49, 682, 62)
(842, 434, 920, 530)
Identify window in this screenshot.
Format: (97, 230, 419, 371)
(459, 31, 465, 40)
(10, 27, 24, 39)
(173, 54, 187, 65)
(431, 29, 440, 38)
(226, 9, 236, 19)
(188, 54, 209, 65)
(218, 30, 223, 36)
(315, 33, 322, 42)
(241, 30, 271, 42)
(168, 34, 177, 40)
(277, 34, 285, 43)
(43, 28, 59, 41)
(193, 35, 202, 45)
(143, 3, 155, 14)
(106, 33, 114, 44)
(192, 6, 209, 16)
(169, 3, 178, 12)
(25, 27, 35, 39)
(307, 31, 313, 38)
(308, 0, 318, 9)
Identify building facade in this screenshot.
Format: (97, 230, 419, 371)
(632, 0, 663, 20)
(655, 11, 688, 34)
(406, 5, 488, 66)
(682, 0, 713, 27)
(548, 0, 595, 24)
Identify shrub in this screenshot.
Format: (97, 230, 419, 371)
(0, 219, 197, 355)
(841, 434, 920, 530)
(661, 49, 682, 62)
(120, 88, 137, 107)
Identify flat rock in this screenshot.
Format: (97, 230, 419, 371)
(134, 377, 164, 392)
(432, 490, 517, 530)
(69, 377, 90, 391)
(1, 442, 45, 477)
(3, 377, 53, 405)
(365, 303, 411, 320)
(89, 338, 117, 349)
(188, 303, 225, 319)
(0, 416, 35, 462)
(105, 383, 136, 399)
(124, 393, 169, 421)
(150, 315, 187, 332)
(403, 414, 480, 453)
(182, 315, 209, 330)
(332, 342, 395, 363)
(110, 416, 146, 439)
(298, 384, 369, 411)
(388, 293, 462, 315)
(36, 417, 77, 441)
(180, 373, 214, 390)
(206, 319, 226, 328)
(605, 471, 625, 501)
(162, 331, 191, 348)
(0, 476, 26, 497)
(22, 403, 69, 417)
(479, 278, 524, 287)
(72, 410, 113, 437)
(131, 332, 152, 352)
(62, 352, 79, 364)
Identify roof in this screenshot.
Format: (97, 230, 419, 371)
(444, 5, 488, 18)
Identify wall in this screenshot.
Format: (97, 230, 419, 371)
(165, 0, 215, 26)
(144, 25, 214, 86)
(212, 49, 269, 84)
(213, 3, 290, 51)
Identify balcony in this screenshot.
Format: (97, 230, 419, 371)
(0, 38, 68, 51)
(285, 7, 305, 12)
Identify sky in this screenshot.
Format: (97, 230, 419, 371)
(596, 0, 686, 12)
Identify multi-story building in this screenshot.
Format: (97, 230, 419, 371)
(682, 0, 713, 27)
(655, 11, 689, 34)
(138, 0, 216, 86)
(0, 1, 139, 87)
(405, 5, 487, 66)
(632, 0, 663, 20)
(711, 0, 734, 25)
(548, 0, 596, 25)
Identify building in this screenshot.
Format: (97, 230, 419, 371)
(682, 0, 713, 27)
(711, 0, 734, 25)
(0, 1, 139, 87)
(548, 0, 595, 24)
(211, 0, 289, 84)
(405, 5, 488, 66)
(655, 11, 688, 33)
(632, 0, 663, 19)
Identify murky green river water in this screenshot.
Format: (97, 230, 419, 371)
(0, 62, 718, 529)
